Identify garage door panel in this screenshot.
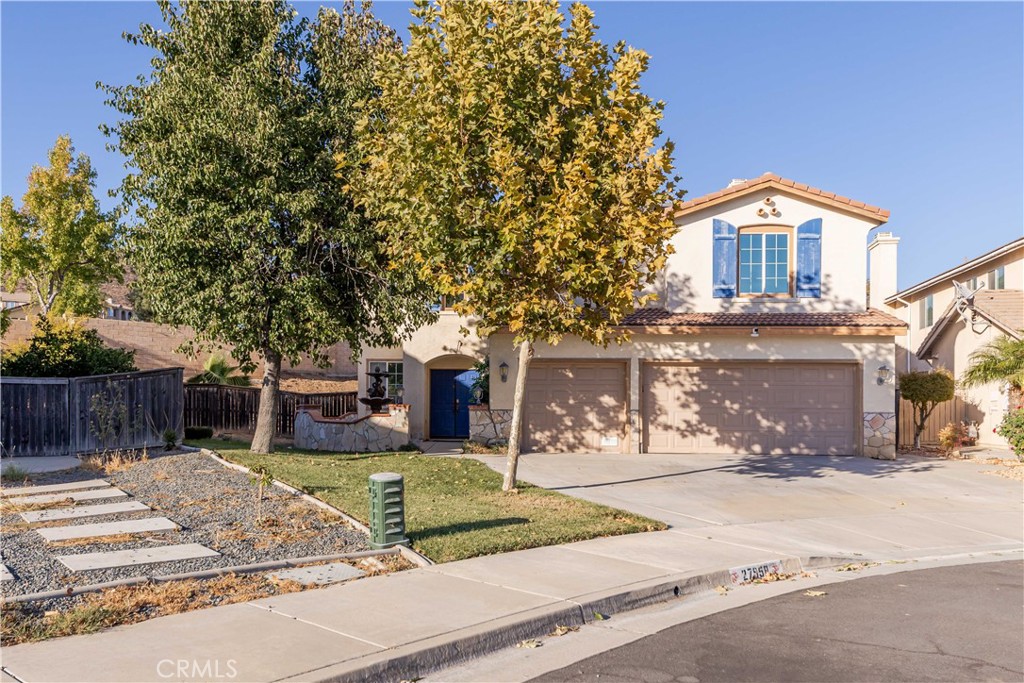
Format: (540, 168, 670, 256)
(525, 362, 626, 454)
(643, 362, 858, 455)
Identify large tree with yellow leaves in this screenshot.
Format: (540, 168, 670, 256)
(356, 0, 682, 489)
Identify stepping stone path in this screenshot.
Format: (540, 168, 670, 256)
(15, 488, 129, 505)
(20, 501, 150, 523)
(1, 479, 111, 497)
(7, 476, 223, 576)
(270, 562, 365, 586)
(37, 517, 179, 542)
(57, 544, 221, 572)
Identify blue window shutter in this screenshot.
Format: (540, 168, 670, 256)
(712, 219, 737, 298)
(796, 218, 822, 298)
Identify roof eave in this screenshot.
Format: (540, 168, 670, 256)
(886, 237, 1024, 305)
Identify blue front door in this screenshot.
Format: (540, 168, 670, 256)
(429, 369, 477, 439)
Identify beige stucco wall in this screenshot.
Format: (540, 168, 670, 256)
(488, 332, 897, 454)
(927, 318, 1011, 447)
(357, 312, 485, 440)
(656, 189, 883, 313)
(885, 245, 1023, 374)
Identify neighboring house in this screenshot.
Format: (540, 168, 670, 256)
(880, 237, 1023, 447)
(0, 281, 134, 320)
(357, 172, 908, 458)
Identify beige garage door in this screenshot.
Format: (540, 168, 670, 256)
(643, 363, 858, 455)
(525, 362, 627, 453)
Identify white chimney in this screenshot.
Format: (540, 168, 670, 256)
(868, 231, 900, 309)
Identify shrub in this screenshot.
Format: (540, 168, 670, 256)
(937, 422, 968, 454)
(996, 410, 1024, 460)
(184, 426, 214, 440)
(1, 317, 136, 377)
(899, 370, 955, 449)
(162, 429, 178, 451)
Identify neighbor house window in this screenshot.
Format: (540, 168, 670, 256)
(368, 361, 403, 397)
(919, 294, 934, 328)
(988, 266, 1005, 290)
(739, 229, 791, 296)
(968, 275, 980, 290)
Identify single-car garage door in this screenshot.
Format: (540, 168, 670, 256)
(643, 362, 858, 455)
(525, 362, 627, 453)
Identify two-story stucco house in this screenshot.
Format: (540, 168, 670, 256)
(356, 173, 908, 458)
(879, 237, 1023, 447)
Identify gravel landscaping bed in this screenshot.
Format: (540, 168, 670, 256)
(1, 450, 371, 599)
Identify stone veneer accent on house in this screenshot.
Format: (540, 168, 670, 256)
(294, 404, 409, 453)
(863, 412, 896, 460)
(469, 405, 512, 445)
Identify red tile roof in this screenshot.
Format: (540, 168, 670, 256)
(675, 172, 890, 222)
(621, 308, 906, 329)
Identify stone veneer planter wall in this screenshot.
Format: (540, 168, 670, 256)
(294, 404, 409, 453)
(469, 405, 512, 445)
(863, 412, 896, 460)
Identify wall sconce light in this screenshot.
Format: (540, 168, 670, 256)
(751, 327, 760, 338)
(876, 363, 893, 386)
(499, 361, 509, 383)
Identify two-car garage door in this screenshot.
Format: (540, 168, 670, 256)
(643, 362, 858, 455)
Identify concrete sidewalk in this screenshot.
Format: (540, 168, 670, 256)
(2, 456, 1021, 683)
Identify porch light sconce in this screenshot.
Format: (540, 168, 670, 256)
(876, 364, 893, 386)
(751, 327, 759, 338)
(499, 361, 509, 383)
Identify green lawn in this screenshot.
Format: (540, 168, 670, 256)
(187, 439, 665, 563)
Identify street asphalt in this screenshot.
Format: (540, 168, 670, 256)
(532, 560, 1024, 683)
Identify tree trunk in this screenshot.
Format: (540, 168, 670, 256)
(503, 340, 533, 492)
(251, 349, 281, 454)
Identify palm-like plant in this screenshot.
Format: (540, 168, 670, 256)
(187, 353, 252, 386)
(960, 334, 1024, 390)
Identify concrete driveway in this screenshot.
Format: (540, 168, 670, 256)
(473, 452, 1023, 531)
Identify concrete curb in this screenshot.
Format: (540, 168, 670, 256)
(300, 554, 858, 683)
(198, 448, 434, 568)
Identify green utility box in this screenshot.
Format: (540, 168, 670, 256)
(368, 472, 410, 549)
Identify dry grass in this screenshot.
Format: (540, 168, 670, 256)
(48, 532, 178, 549)
(0, 497, 70, 515)
(80, 449, 149, 475)
(1, 573, 307, 646)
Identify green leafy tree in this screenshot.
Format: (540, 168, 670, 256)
(102, 0, 433, 453)
(1, 317, 136, 378)
(187, 353, 252, 386)
(960, 334, 1024, 391)
(899, 370, 955, 449)
(1, 136, 120, 317)
(356, 0, 682, 489)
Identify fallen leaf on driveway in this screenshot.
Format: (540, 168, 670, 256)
(592, 612, 608, 621)
(804, 590, 827, 597)
(714, 585, 730, 595)
(516, 639, 543, 648)
(550, 625, 579, 637)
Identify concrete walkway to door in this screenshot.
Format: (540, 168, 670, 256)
(470, 452, 1022, 530)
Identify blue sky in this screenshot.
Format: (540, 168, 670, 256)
(2, 1, 1021, 288)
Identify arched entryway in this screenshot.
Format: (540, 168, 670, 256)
(425, 354, 479, 440)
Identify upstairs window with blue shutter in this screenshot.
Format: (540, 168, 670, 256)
(712, 219, 738, 298)
(795, 218, 822, 298)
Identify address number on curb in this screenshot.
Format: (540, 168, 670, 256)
(729, 560, 785, 585)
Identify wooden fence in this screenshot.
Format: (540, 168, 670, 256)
(183, 385, 358, 436)
(1, 368, 184, 458)
(898, 395, 967, 447)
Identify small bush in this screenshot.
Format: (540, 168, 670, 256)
(162, 429, 178, 451)
(185, 426, 214, 440)
(1, 465, 29, 483)
(996, 410, 1024, 461)
(937, 422, 968, 454)
(1, 317, 136, 378)
(396, 442, 421, 453)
